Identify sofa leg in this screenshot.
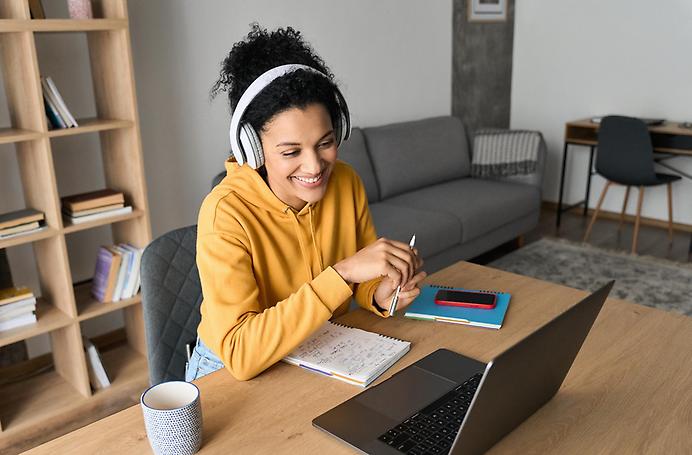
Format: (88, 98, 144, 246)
(516, 235, 525, 248)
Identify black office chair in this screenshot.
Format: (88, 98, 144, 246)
(583, 115, 680, 253)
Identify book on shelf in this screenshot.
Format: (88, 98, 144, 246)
(0, 208, 45, 230)
(92, 247, 122, 302)
(120, 244, 143, 298)
(83, 336, 111, 390)
(41, 76, 78, 128)
(65, 203, 125, 217)
(0, 286, 34, 306)
(0, 221, 41, 237)
(0, 226, 47, 240)
(64, 206, 133, 225)
(91, 244, 143, 303)
(110, 245, 130, 302)
(61, 189, 125, 212)
(0, 313, 37, 332)
(0, 287, 37, 332)
(0, 301, 37, 322)
(43, 92, 66, 129)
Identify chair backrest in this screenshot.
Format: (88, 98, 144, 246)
(596, 116, 657, 185)
(140, 225, 202, 385)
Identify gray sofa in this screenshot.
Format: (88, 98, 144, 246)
(338, 115, 545, 273)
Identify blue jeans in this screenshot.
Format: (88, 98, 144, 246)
(185, 336, 224, 382)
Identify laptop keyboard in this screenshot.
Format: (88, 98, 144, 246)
(377, 373, 483, 455)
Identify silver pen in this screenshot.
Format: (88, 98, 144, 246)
(389, 234, 416, 317)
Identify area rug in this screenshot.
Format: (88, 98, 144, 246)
(488, 237, 692, 316)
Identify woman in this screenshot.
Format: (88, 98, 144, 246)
(186, 24, 426, 382)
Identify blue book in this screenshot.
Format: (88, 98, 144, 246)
(404, 285, 511, 330)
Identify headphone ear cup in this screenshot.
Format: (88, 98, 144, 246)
(333, 114, 343, 148)
(236, 125, 252, 166)
(241, 123, 264, 169)
(337, 110, 349, 146)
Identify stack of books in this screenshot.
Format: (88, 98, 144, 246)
(91, 244, 143, 303)
(0, 287, 38, 332)
(41, 76, 78, 129)
(0, 209, 45, 240)
(61, 189, 132, 225)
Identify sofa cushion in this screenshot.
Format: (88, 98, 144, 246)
(338, 128, 379, 202)
(385, 178, 540, 243)
(363, 116, 470, 199)
(369, 202, 462, 258)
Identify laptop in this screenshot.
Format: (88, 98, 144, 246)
(313, 281, 614, 455)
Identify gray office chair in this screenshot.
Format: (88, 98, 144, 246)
(212, 170, 225, 188)
(140, 225, 203, 385)
(584, 115, 681, 253)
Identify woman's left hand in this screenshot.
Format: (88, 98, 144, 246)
(374, 270, 427, 314)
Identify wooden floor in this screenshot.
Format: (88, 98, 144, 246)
(473, 206, 692, 265)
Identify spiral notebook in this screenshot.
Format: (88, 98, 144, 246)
(404, 285, 511, 329)
(283, 321, 410, 387)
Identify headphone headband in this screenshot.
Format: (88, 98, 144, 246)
(228, 64, 350, 168)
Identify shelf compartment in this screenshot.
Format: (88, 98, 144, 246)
(0, 343, 147, 437)
(0, 299, 72, 349)
(62, 208, 144, 234)
(0, 365, 85, 434)
(0, 127, 42, 144)
(0, 226, 58, 249)
(75, 282, 141, 322)
(0, 19, 127, 33)
(46, 118, 133, 138)
(92, 343, 148, 397)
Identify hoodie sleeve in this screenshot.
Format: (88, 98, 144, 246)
(350, 171, 387, 316)
(197, 225, 353, 381)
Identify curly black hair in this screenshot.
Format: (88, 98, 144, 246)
(211, 23, 341, 137)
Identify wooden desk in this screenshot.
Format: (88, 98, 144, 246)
(557, 118, 692, 228)
(25, 262, 692, 454)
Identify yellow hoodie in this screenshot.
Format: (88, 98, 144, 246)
(196, 159, 385, 380)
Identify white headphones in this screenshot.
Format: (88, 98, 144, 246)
(228, 64, 351, 169)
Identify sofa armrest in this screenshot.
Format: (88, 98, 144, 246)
(473, 129, 546, 193)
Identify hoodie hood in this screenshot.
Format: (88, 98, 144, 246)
(223, 159, 297, 215)
(223, 159, 327, 217)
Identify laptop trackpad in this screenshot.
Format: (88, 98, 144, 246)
(355, 366, 457, 421)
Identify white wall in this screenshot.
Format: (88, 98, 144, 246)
(128, 0, 453, 238)
(0, 0, 452, 357)
(511, 0, 692, 223)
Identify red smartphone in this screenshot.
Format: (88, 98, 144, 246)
(434, 290, 497, 309)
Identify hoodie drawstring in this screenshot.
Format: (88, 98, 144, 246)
(308, 206, 324, 271)
(288, 209, 314, 281)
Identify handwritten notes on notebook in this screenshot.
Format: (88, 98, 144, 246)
(283, 321, 410, 387)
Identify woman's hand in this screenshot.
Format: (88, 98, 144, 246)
(374, 270, 428, 313)
(333, 237, 422, 286)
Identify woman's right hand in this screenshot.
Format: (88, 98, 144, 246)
(333, 237, 422, 286)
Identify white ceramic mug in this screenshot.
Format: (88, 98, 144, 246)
(140, 381, 203, 455)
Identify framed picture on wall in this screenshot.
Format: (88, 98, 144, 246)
(468, 0, 507, 23)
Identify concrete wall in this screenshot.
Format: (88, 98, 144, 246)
(452, 0, 515, 134)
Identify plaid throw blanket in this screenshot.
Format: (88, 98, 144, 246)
(471, 130, 542, 178)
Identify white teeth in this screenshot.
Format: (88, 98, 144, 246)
(294, 174, 321, 184)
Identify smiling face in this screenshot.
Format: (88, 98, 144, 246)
(259, 103, 338, 211)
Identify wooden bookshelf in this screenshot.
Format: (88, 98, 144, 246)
(0, 1, 151, 452)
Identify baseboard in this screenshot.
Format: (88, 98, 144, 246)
(543, 201, 692, 233)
